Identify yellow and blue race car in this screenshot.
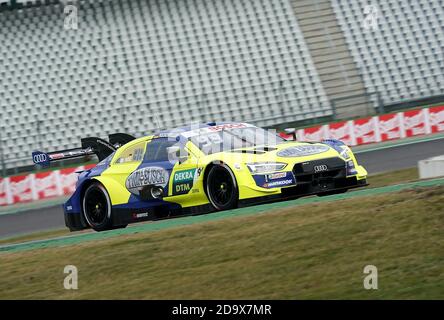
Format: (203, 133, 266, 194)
(32, 122, 368, 232)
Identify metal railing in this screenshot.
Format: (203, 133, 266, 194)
(331, 92, 384, 120)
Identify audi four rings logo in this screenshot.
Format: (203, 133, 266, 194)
(33, 154, 47, 163)
(314, 165, 328, 173)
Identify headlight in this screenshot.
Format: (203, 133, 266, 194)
(346, 160, 357, 175)
(247, 162, 287, 174)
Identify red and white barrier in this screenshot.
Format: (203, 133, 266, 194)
(328, 120, 356, 146)
(35, 170, 62, 200)
(0, 164, 95, 206)
(429, 105, 444, 133)
(403, 108, 430, 137)
(353, 116, 381, 145)
(0, 177, 12, 206)
(281, 105, 444, 147)
(60, 166, 86, 195)
(378, 113, 404, 141)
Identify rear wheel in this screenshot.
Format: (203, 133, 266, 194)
(83, 183, 113, 231)
(206, 164, 239, 210)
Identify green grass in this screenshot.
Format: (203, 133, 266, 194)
(0, 185, 443, 299)
(0, 229, 74, 246)
(367, 167, 419, 189)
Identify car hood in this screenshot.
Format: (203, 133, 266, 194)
(219, 141, 342, 164)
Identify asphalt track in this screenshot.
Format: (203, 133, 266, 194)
(354, 135, 444, 173)
(0, 136, 443, 239)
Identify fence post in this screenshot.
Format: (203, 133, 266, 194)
(5, 177, 13, 205)
(0, 132, 6, 177)
(55, 170, 64, 196)
(278, 80, 284, 118)
(331, 99, 337, 120)
(377, 92, 385, 114)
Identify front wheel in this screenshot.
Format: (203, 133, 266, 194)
(206, 164, 239, 211)
(82, 183, 113, 232)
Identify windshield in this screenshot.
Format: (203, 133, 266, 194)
(188, 126, 285, 155)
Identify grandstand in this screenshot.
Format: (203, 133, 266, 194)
(0, 0, 443, 172)
(332, 0, 444, 105)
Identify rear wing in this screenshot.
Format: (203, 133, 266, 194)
(32, 137, 118, 167)
(109, 133, 136, 147)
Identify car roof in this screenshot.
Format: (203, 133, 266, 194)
(156, 122, 243, 136)
(123, 122, 255, 148)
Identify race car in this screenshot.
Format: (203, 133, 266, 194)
(32, 122, 368, 232)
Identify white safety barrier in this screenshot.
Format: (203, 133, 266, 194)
(418, 156, 444, 179)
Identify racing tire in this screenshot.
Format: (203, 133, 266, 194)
(82, 183, 114, 232)
(206, 164, 239, 211)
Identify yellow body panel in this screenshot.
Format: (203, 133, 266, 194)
(163, 142, 210, 207)
(95, 137, 150, 205)
(182, 140, 367, 204)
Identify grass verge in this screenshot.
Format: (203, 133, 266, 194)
(0, 184, 443, 299)
(367, 167, 418, 189)
(0, 229, 75, 246)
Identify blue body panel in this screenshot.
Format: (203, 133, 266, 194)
(63, 162, 109, 216)
(63, 135, 188, 227)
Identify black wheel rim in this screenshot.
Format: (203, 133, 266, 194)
(208, 167, 234, 207)
(85, 188, 108, 225)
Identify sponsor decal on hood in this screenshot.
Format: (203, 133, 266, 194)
(277, 145, 330, 157)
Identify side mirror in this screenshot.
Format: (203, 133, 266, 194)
(284, 128, 297, 141)
(167, 146, 188, 164)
